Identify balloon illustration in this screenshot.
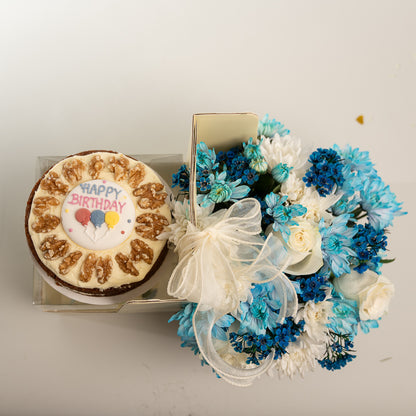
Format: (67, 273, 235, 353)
(105, 211, 120, 229)
(90, 210, 106, 228)
(75, 208, 91, 226)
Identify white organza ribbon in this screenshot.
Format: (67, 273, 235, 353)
(168, 198, 298, 386)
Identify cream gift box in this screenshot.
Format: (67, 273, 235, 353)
(31, 113, 259, 312)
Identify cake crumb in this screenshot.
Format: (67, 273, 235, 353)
(356, 115, 364, 125)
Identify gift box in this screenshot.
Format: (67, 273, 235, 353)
(32, 113, 259, 312)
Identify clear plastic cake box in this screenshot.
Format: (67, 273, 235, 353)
(32, 113, 259, 313)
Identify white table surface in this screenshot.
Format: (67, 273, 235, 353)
(0, 1, 415, 415)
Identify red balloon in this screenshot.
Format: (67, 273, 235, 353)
(75, 208, 91, 226)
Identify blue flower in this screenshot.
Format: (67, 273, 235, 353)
(243, 138, 263, 160)
(265, 193, 307, 241)
(172, 164, 190, 191)
(330, 195, 361, 216)
(169, 303, 235, 351)
(360, 176, 406, 231)
(296, 272, 329, 303)
(271, 163, 292, 183)
(196, 142, 218, 172)
(303, 148, 345, 197)
(241, 168, 259, 185)
(197, 171, 250, 207)
(258, 114, 290, 138)
(320, 214, 357, 277)
(333, 144, 375, 175)
(237, 283, 282, 336)
(318, 331, 356, 371)
(327, 297, 359, 338)
(350, 223, 387, 273)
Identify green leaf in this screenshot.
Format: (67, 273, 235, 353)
(380, 258, 396, 264)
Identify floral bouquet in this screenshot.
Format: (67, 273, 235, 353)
(163, 114, 405, 386)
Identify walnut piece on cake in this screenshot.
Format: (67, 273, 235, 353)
(40, 235, 70, 260)
(115, 253, 139, 276)
(40, 171, 69, 196)
(96, 256, 113, 284)
(80, 253, 97, 282)
(130, 239, 154, 265)
(108, 155, 129, 181)
(88, 155, 105, 179)
(133, 183, 167, 209)
(128, 163, 145, 188)
(135, 213, 169, 241)
(62, 159, 85, 184)
(31, 214, 60, 233)
(33, 196, 60, 216)
(59, 251, 83, 275)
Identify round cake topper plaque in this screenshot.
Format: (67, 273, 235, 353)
(61, 180, 135, 250)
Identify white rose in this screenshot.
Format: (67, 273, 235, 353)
(333, 270, 394, 321)
(270, 220, 323, 276)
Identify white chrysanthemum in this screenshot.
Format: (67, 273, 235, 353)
(260, 135, 308, 174)
(273, 334, 327, 378)
(297, 301, 333, 343)
(280, 172, 306, 203)
(297, 187, 340, 223)
(158, 199, 215, 246)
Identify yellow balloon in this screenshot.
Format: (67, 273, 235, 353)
(105, 211, 120, 229)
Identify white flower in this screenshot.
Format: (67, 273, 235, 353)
(158, 199, 215, 246)
(273, 220, 323, 275)
(297, 300, 333, 343)
(260, 135, 308, 174)
(333, 270, 394, 321)
(297, 187, 340, 223)
(280, 173, 306, 203)
(273, 334, 327, 378)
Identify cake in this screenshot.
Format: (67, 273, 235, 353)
(25, 150, 172, 296)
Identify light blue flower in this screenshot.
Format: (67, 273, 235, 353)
(360, 176, 406, 231)
(196, 141, 218, 172)
(360, 319, 379, 334)
(243, 137, 263, 160)
(265, 193, 307, 241)
(330, 194, 361, 216)
(257, 114, 289, 138)
(237, 283, 282, 336)
(320, 214, 357, 277)
(271, 163, 293, 183)
(327, 297, 359, 338)
(333, 144, 375, 175)
(197, 171, 250, 207)
(169, 303, 235, 346)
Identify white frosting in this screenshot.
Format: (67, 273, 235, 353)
(27, 152, 172, 292)
(61, 180, 135, 250)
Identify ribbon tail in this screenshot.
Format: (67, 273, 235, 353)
(193, 307, 275, 387)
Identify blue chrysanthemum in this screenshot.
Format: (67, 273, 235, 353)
(196, 141, 219, 172)
(257, 114, 290, 138)
(237, 283, 282, 336)
(243, 138, 263, 160)
(197, 171, 250, 207)
(265, 193, 307, 241)
(319, 214, 357, 278)
(169, 303, 235, 354)
(360, 176, 406, 231)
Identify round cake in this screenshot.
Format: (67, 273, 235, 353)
(25, 150, 172, 296)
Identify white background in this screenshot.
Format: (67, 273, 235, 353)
(0, 1, 415, 415)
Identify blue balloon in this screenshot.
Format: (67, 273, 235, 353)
(90, 210, 105, 228)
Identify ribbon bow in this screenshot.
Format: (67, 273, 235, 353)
(168, 198, 297, 386)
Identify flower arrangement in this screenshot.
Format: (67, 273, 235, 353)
(164, 114, 405, 386)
